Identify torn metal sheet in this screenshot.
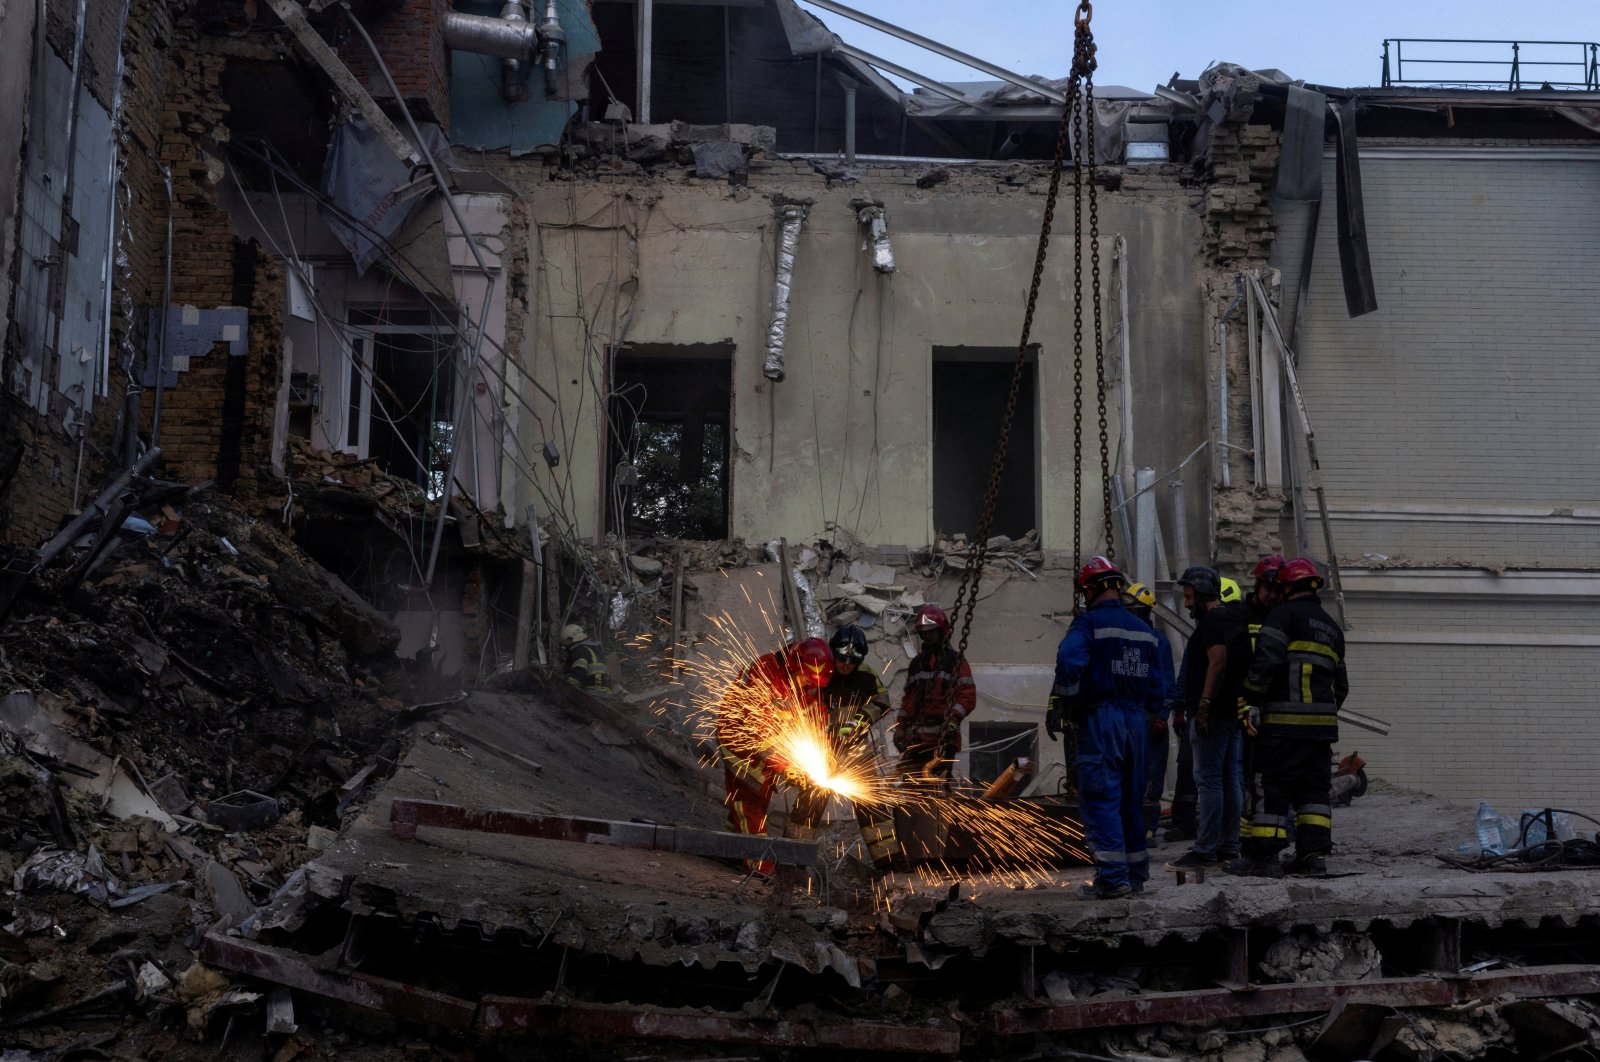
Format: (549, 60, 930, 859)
(321, 116, 453, 274)
(1330, 98, 1378, 318)
(763, 204, 807, 381)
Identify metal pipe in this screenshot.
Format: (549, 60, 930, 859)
(499, 0, 528, 102)
(1135, 467, 1157, 590)
(635, 0, 652, 124)
(442, 9, 537, 62)
(763, 204, 806, 382)
(38, 447, 160, 568)
(835, 42, 973, 104)
(1113, 235, 1135, 490)
(150, 165, 174, 448)
(800, 0, 1068, 104)
(537, 0, 564, 99)
(1169, 478, 1189, 574)
(844, 84, 857, 163)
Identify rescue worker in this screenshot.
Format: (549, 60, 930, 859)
(1122, 582, 1177, 839)
(1237, 555, 1286, 835)
(1166, 566, 1250, 874)
(1164, 645, 1199, 843)
(892, 605, 976, 781)
(1046, 556, 1162, 898)
(718, 637, 834, 875)
(560, 624, 612, 693)
(1228, 557, 1348, 878)
(813, 624, 902, 869)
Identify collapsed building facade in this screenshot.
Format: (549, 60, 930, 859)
(4, 0, 1600, 1056)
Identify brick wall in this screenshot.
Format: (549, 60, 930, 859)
(337, 0, 451, 132)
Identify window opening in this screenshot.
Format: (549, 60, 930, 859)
(931, 346, 1039, 541)
(345, 307, 457, 498)
(607, 346, 734, 540)
(966, 721, 1039, 788)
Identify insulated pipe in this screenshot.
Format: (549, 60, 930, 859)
(1135, 467, 1157, 591)
(497, 0, 528, 102)
(1215, 278, 1244, 490)
(537, 0, 565, 99)
(856, 204, 895, 274)
(1169, 478, 1189, 572)
(763, 204, 806, 382)
(442, 9, 538, 62)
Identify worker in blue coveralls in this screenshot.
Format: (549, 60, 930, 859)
(1045, 556, 1164, 899)
(1121, 582, 1178, 840)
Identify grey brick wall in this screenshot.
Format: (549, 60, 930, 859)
(1295, 155, 1600, 812)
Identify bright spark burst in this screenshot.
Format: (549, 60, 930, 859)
(653, 598, 1093, 888)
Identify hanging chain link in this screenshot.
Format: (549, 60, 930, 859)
(952, 2, 1102, 657)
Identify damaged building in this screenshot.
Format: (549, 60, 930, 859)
(4, 0, 1600, 1055)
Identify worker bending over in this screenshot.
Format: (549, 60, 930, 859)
(892, 605, 975, 781)
(1229, 557, 1348, 878)
(807, 625, 903, 870)
(1047, 557, 1163, 899)
(718, 637, 833, 876)
(560, 624, 612, 694)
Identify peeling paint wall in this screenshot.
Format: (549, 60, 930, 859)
(503, 160, 1206, 552)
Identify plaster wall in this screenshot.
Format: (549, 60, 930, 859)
(513, 164, 1206, 551)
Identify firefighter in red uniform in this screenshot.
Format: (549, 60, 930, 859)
(892, 605, 976, 780)
(718, 638, 833, 875)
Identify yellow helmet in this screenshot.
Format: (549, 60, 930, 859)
(1220, 577, 1242, 604)
(1123, 582, 1157, 610)
(560, 623, 588, 647)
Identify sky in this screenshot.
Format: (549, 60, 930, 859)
(794, 1, 1599, 93)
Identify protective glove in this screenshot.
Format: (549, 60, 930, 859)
(1195, 699, 1212, 737)
(834, 711, 869, 745)
(938, 719, 961, 758)
(1237, 702, 1260, 738)
(1045, 696, 1064, 741)
(891, 725, 908, 753)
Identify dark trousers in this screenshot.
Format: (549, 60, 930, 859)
(1170, 717, 1197, 831)
(1243, 738, 1333, 860)
(1144, 718, 1169, 837)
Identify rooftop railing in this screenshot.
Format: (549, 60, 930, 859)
(1381, 38, 1600, 91)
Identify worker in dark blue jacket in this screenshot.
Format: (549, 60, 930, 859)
(1046, 556, 1164, 899)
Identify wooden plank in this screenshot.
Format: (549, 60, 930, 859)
(513, 558, 537, 671)
(388, 798, 819, 865)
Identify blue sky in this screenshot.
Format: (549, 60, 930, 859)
(795, 1, 1599, 92)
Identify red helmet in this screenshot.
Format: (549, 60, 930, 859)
(1077, 555, 1125, 592)
(1277, 556, 1324, 591)
(1252, 554, 1287, 583)
(913, 604, 951, 640)
(789, 637, 835, 689)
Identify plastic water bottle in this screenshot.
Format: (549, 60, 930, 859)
(1476, 800, 1506, 855)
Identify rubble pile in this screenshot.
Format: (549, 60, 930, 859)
(927, 529, 1045, 577)
(0, 488, 420, 1055)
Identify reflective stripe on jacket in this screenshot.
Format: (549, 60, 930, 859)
(1052, 599, 1165, 716)
(895, 646, 975, 740)
(565, 642, 612, 692)
(1244, 596, 1347, 741)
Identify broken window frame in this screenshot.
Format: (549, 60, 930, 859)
(343, 306, 458, 496)
(930, 345, 1042, 544)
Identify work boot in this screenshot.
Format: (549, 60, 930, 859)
(1078, 881, 1132, 900)
(1168, 850, 1217, 871)
(1283, 852, 1328, 877)
(1221, 856, 1284, 879)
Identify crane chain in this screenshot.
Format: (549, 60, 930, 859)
(951, 2, 1102, 659)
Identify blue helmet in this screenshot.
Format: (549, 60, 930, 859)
(829, 624, 868, 663)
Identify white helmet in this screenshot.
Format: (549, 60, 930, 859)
(560, 624, 588, 647)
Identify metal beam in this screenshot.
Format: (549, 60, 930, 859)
(834, 42, 975, 104)
(801, 0, 1067, 104)
(389, 798, 820, 865)
(994, 964, 1600, 1036)
(264, 0, 420, 167)
(201, 934, 478, 1033)
(635, 0, 652, 123)
(479, 998, 962, 1055)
